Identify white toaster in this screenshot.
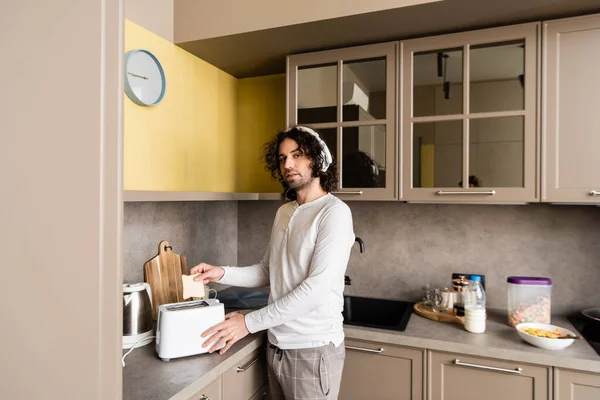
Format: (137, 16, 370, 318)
(156, 299, 225, 361)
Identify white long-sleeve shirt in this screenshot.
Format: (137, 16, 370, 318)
(219, 193, 355, 349)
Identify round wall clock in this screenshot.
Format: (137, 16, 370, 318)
(124, 49, 166, 106)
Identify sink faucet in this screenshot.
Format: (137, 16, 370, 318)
(346, 237, 365, 286)
(354, 237, 365, 253)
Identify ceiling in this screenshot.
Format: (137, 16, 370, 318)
(177, 0, 600, 79)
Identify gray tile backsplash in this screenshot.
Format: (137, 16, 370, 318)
(123, 202, 238, 283)
(124, 200, 599, 314)
(237, 201, 600, 315)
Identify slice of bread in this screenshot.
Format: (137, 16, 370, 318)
(181, 274, 206, 300)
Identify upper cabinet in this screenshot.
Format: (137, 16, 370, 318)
(401, 24, 540, 203)
(542, 14, 600, 204)
(287, 43, 398, 201)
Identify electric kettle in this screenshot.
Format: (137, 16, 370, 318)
(122, 283, 154, 349)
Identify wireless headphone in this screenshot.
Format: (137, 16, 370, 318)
(286, 126, 333, 172)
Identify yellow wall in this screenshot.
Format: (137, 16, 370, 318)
(124, 20, 237, 192)
(420, 144, 435, 188)
(235, 75, 286, 193)
(125, 20, 287, 193)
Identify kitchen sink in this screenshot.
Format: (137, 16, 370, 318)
(342, 295, 414, 332)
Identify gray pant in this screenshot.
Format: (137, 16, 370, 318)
(266, 342, 345, 400)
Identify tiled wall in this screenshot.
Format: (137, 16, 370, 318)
(123, 202, 238, 283)
(123, 200, 600, 314)
(238, 201, 600, 315)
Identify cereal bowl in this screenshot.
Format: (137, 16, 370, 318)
(515, 322, 575, 350)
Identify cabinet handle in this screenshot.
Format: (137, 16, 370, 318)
(331, 191, 364, 195)
(589, 191, 600, 196)
(198, 395, 211, 400)
(452, 359, 522, 374)
(345, 345, 384, 354)
(237, 356, 259, 373)
(436, 190, 496, 196)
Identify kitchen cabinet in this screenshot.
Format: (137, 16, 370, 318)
(287, 42, 398, 201)
(339, 339, 424, 400)
(194, 376, 222, 400)
(401, 23, 540, 203)
(542, 14, 600, 204)
(428, 350, 550, 400)
(194, 348, 267, 400)
(248, 387, 268, 400)
(555, 368, 600, 400)
(222, 348, 267, 400)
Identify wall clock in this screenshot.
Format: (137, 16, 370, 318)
(124, 49, 166, 106)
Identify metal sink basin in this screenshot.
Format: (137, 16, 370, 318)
(343, 295, 414, 332)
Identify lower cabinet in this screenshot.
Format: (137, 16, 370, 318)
(195, 348, 267, 400)
(223, 349, 267, 400)
(428, 350, 550, 400)
(194, 376, 222, 400)
(555, 368, 600, 400)
(339, 339, 424, 400)
(194, 341, 600, 400)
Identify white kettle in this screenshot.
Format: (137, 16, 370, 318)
(122, 283, 154, 349)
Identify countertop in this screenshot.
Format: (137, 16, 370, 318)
(123, 309, 600, 400)
(122, 333, 265, 400)
(345, 309, 600, 373)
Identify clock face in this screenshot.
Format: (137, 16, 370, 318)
(125, 50, 165, 106)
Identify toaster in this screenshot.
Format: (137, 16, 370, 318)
(156, 299, 225, 361)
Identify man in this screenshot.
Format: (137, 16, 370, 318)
(190, 126, 355, 400)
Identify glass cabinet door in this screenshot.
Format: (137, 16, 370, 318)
(413, 48, 464, 117)
(412, 120, 463, 188)
(402, 23, 539, 203)
(297, 64, 338, 125)
(288, 42, 397, 200)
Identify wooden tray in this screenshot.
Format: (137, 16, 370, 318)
(414, 302, 464, 324)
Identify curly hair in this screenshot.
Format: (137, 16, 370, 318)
(263, 126, 338, 201)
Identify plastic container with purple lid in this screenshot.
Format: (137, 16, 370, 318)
(507, 276, 552, 327)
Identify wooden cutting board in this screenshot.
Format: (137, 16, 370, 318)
(144, 240, 188, 320)
(414, 302, 464, 325)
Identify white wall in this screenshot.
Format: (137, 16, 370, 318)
(297, 65, 368, 109)
(0, 1, 122, 398)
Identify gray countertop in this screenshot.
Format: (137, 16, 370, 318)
(345, 309, 600, 373)
(122, 333, 265, 400)
(123, 309, 600, 400)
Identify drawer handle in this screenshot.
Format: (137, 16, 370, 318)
(332, 191, 364, 195)
(237, 356, 259, 373)
(436, 190, 496, 196)
(589, 190, 600, 196)
(452, 359, 522, 375)
(345, 345, 384, 354)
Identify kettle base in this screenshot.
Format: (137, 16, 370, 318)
(122, 330, 154, 349)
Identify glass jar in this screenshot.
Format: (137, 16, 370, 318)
(452, 275, 470, 316)
(507, 276, 552, 327)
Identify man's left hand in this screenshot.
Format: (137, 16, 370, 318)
(202, 312, 250, 354)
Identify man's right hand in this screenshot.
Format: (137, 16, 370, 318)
(190, 263, 225, 284)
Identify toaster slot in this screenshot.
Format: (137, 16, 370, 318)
(165, 300, 210, 311)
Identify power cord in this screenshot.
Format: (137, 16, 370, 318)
(122, 336, 156, 367)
